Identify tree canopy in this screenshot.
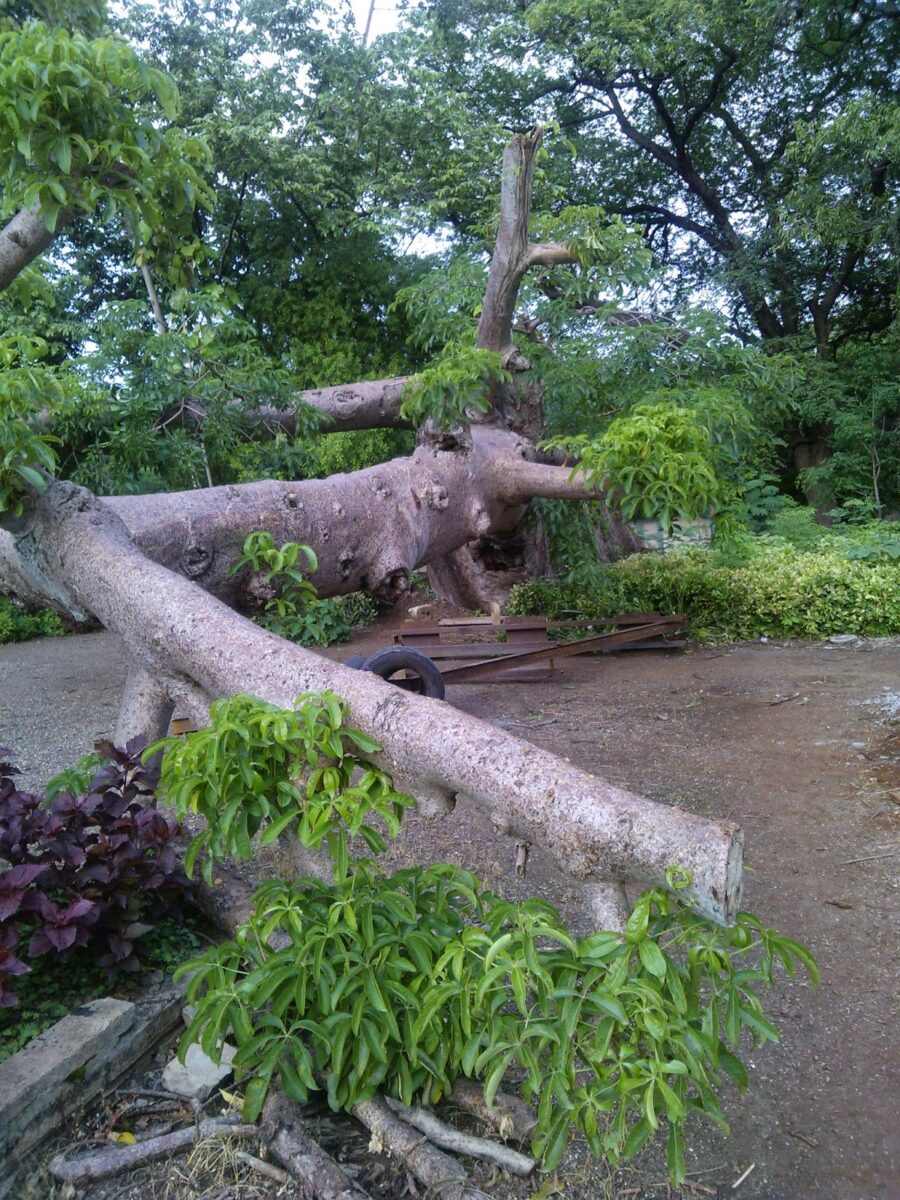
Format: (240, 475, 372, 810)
(1, 0, 898, 520)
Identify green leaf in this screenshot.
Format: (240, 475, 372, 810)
(242, 1075, 271, 1122)
(638, 938, 667, 978)
(666, 1123, 686, 1186)
(623, 1116, 653, 1158)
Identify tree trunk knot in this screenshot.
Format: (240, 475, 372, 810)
(181, 544, 214, 577)
(424, 482, 449, 511)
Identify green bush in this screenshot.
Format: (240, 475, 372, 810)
(0, 596, 65, 644)
(509, 544, 900, 640)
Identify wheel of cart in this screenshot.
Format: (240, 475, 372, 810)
(346, 646, 446, 700)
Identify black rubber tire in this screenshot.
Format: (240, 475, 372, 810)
(362, 646, 446, 700)
(344, 653, 367, 670)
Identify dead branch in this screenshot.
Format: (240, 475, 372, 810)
(49, 1118, 258, 1186)
(353, 1095, 492, 1200)
(263, 1090, 370, 1199)
(384, 1098, 536, 1176)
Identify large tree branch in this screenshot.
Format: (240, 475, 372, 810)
(0, 205, 72, 292)
(681, 50, 738, 142)
(619, 203, 724, 250)
(248, 377, 413, 434)
(75, 428, 599, 605)
(525, 241, 576, 269)
(475, 128, 546, 364)
(1, 476, 743, 925)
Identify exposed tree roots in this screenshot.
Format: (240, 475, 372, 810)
(263, 1089, 373, 1199)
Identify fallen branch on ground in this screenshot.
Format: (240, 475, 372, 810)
(448, 1078, 537, 1144)
(384, 1098, 536, 1176)
(353, 1095, 492, 1200)
(49, 1118, 258, 1186)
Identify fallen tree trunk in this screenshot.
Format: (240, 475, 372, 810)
(1, 426, 607, 612)
(1, 478, 742, 923)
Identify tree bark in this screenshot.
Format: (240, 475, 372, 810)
(1, 477, 742, 925)
(251, 377, 412, 434)
(427, 127, 588, 606)
(352, 1096, 490, 1200)
(0, 205, 72, 292)
(383, 1100, 535, 1175)
(114, 665, 175, 752)
(49, 1119, 258, 1185)
(83, 427, 588, 608)
(263, 1090, 373, 1199)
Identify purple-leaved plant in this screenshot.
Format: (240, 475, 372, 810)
(0, 741, 191, 1006)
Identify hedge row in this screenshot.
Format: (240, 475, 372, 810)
(508, 546, 900, 640)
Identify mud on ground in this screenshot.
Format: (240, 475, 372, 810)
(1, 629, 897, 1200)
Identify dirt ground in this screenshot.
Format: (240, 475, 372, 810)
(1, 627, 898, 1200)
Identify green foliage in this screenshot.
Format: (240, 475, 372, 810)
(232, 531, 319, 607)
(308, 428, 415, 480)
(510, 540, 900, 640)
(148, 692, 414, 886)
(0, 334, 59, 514)
(0, 594, 64, 643)
(177, 862, 816, 1183)
(0, 19, 211, 239)
(153, 683, 816, 1187)
(545, 403, 724, 529)
(50, 290, 320, 498)
(230, 531, 364, 648)
(331, 590, 378, 630)
(400, 343, 511, 431)
(786, 341, 900, 514)
(43, 750, 105, 801)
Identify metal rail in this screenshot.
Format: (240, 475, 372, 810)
(436, 619, 678, 682)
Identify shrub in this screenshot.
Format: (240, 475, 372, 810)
(0, 596, 65, 644)
(162, 693, 817, 1187)
(509, 543, 900, 640)
(179, 855, 816, 1183)
(230, 531, 376, 647)
(542, 403, 724, 529)
(0, 740, 190, 1007)
(148, 691, 413, 884)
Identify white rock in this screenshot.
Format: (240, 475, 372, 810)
(828, 634, 859, 645)
(162, 1041, 236, 1100)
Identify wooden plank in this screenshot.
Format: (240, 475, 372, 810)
(396, 642, 550, 659)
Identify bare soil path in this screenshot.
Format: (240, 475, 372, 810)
(1, 629, 897, 1200)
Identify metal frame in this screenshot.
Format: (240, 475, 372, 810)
(390, 612, 687, 684)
